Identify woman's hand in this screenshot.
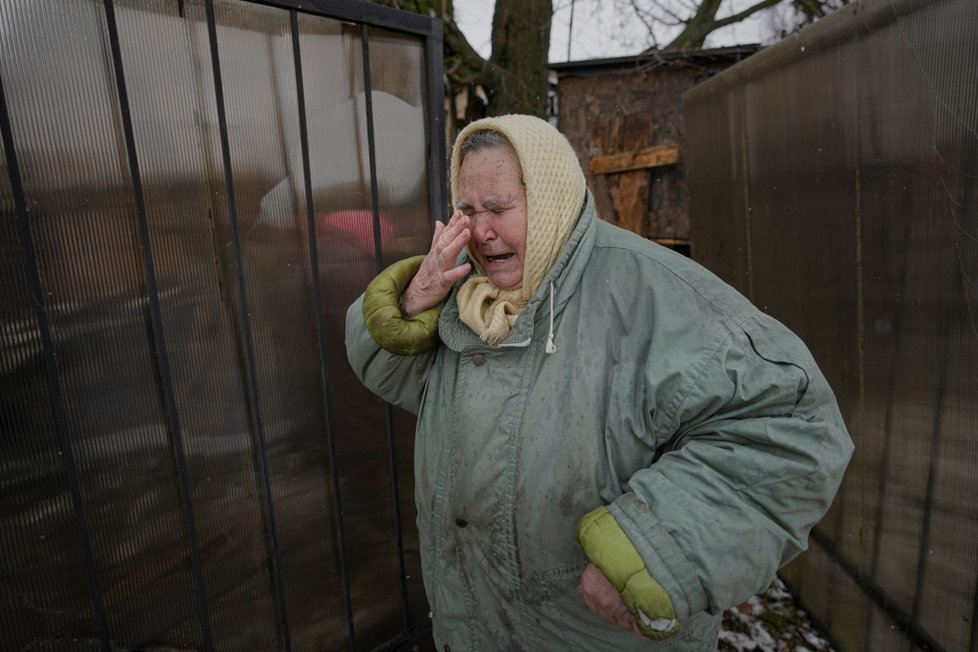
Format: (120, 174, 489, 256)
(577, 563, 645, 639)
(400, 210, 472, 318)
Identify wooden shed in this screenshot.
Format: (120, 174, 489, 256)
(552, 46, 758, 254)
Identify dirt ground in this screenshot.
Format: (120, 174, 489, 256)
(719, 577, 835, 652)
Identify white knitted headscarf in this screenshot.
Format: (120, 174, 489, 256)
(451, 115, 587, 345)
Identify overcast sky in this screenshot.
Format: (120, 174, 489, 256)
(452, 0, 791, 63)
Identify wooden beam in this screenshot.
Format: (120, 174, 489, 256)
(588, 144, 680, 175)
(610, 170, 648, 235)
(652, 238, 690, 247)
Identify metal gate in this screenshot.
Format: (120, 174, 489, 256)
(0, 1, 443, 650)
(684, 0, 978, 650)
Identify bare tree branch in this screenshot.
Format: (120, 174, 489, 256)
(661, 0, 786, 49)
(673, 0, 702, 14)
(371, 0, 844, 126)
(629, 0, 660, 38)
(712, 0, 786, 29)
(646, 0, 688, 25)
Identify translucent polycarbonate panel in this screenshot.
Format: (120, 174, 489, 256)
(2, 0, 439, 650)
(367, 28, 434, 266)
(684, 0, 978, 650)
(788, 541, 915, 652)
(684, 91, 749, 286)
(296, 13, 412, 649)
(112, 0, 281, 648)
(367, 26, 434, 630)
(0, 0, 202, 647)
(389, 408, 428, 627)
(0, 108, 102, 652)
(190, 1, 352, 649)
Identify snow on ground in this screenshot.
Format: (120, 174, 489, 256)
(719, 576, 835, 652)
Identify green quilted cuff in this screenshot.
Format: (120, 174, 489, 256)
(575, 506, 680, 640)
(362, 255, 444, 356)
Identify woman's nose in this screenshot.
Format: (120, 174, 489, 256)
(470, 216, 496, 242)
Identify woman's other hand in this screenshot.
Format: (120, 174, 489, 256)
(577, 563, 645, 639)
(400, 210, 472, 318)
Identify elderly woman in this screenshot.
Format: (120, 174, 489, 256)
(345, 115, 852, 650)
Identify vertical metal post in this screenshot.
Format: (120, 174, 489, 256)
(290, 10, 357, 649)
(360, 23, 411, 634)
(861, 171, 917, 648)
(203, 1, 292, 649)
(911, 192, 958, 619)
(912, 366, 946, 621)
(0, 73, 111, 652)
(101, 2, 214, 647)
(972, 547, 978, 652)
(361, 25, 384, 276)
(425, 20, 447, 221)
(738, 92, 754, 303)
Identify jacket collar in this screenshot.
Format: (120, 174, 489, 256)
(439, 191, 598, 352)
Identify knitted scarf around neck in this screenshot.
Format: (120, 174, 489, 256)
(451, 115, 586, 345)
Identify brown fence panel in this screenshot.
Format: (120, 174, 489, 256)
(684, 1, 978, 650)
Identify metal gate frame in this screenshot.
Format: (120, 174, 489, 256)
(0, 1, 444, 650)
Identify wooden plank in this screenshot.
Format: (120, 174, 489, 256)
(588, 144, 680, 175)
(610, 170, 648, 235)
(651, 238, 690, 247)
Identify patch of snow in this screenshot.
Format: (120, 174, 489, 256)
(717, 576, 835, 652)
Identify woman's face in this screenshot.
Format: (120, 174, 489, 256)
(455, 144, 528, 291)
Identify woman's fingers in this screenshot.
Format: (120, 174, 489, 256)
(430, 219, 446, 244)
(443, 261, 472, 284)
(438, 226, 470, 266)
(578, 564, 641, 633)
(400, 212, 472, 317)
(443, 210, 469, 240)
(429, 212, 470, 273)
(439, 213, 470, 256)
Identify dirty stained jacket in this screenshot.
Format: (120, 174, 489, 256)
(345, 194, 854, 651)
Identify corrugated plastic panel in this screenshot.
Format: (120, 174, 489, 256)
(113, 0, 282, 648)
(0, 0, 442, 649)
(294, 13, 414, 650)
(684, 0, 978, 650)
(366, 27, 434, 631)
(1, 0, 202, 647)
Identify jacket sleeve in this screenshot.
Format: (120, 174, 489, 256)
(580, 313, 853, 624)
(345, 293, 436, 415)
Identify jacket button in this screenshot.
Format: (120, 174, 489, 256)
(455, 518, 468, 528)
(472, 353, 486, 366)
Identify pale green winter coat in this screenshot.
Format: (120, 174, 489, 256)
(345, 194, 853, 651)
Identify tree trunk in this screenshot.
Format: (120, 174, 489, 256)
(486, 0, 553, 117)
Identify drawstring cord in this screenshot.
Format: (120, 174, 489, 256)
(545, 281, 557, 354)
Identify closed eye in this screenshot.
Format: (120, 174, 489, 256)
(484, 199, 515, 214)
(455, 206, 511, 217)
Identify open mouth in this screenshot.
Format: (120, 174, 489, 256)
(485, 253, 514, 264)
